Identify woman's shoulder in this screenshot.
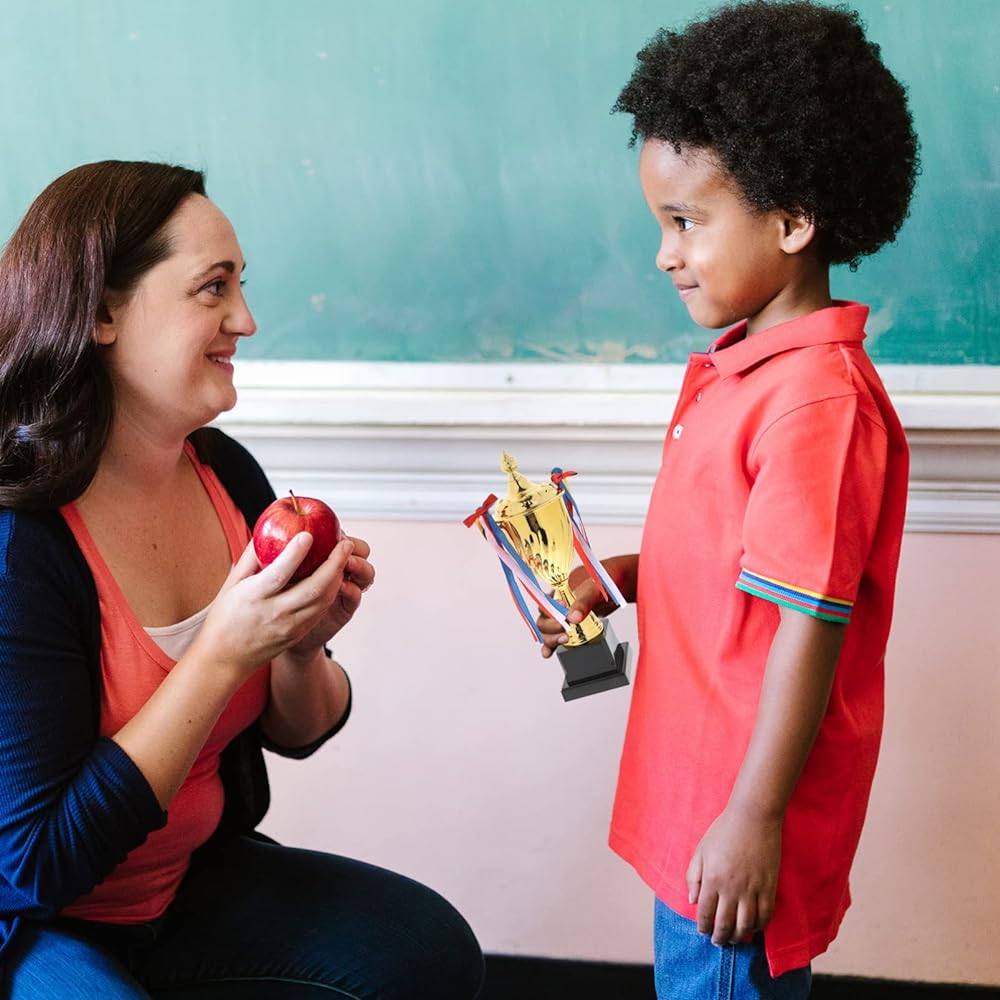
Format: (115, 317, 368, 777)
(0, 507, 90, 581)
(0, 507, 98, 634)
(0, 506, 77, 569)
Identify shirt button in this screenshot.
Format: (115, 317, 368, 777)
(695, 391, 703, 402)
(672, 424, 684, 439)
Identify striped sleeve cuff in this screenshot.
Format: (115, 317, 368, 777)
(736, 569, 853, 624)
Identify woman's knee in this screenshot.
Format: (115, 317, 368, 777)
(399, 881, 484, 997)
(344, 868, 483, 999)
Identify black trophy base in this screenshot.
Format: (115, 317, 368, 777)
(555, 618, 632, 702)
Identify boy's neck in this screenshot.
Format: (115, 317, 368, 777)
(745, 267, 832, 337)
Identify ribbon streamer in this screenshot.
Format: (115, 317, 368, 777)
(551, 468, 627, 609)
(465, 495, 570, 642)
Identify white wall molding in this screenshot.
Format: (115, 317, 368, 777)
(216, 361, 1000, 533)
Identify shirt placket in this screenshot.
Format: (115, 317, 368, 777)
(666, 354, 717, 447)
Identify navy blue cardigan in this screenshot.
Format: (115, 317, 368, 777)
(0, 428, 335, 962)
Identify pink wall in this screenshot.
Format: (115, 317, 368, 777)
(261, 522, 1000, 986)
(816, 531, 1000, 983)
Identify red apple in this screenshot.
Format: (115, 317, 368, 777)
(252, 492, 344, 582)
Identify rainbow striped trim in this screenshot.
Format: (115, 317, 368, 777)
(736, 570, 853, 624)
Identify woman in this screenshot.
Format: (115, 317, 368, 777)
(0, 161, 483, 999)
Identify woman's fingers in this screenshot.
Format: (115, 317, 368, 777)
(252, 532, 315, 595)
(345, 534, 371, 560)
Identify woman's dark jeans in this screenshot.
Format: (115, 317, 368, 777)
(3, 835, 484, 999)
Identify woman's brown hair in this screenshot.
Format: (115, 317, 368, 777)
(0, 160, 205, 510)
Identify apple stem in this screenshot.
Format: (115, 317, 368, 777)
(288, 490, 303, 516)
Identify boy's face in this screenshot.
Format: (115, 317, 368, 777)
(638, 139, 814, 335)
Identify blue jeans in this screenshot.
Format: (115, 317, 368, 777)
(654, 900, 811, 1000)
(2, 835, 484, 999)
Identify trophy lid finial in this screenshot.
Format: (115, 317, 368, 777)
(495, 451, 559, 521)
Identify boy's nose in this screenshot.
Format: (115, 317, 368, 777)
(656, 243, 681, 272)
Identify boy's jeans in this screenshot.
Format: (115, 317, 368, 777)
(654, 899, 812, 1000)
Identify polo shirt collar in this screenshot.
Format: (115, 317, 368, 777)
(707, 301, 869, 379)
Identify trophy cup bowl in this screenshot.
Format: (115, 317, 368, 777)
(492, 453, 631, 701)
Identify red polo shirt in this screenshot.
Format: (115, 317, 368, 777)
(609, 302, 908, 976)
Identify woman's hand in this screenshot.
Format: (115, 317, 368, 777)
(192, 532, 370, 682)
(113, 532, 367, 810)
(284, 535, 375, 661)
(261, 535, 374, 749)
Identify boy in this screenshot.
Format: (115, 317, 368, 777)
(537, 2, 919, 997)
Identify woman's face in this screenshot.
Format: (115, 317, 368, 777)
(96, 193, 255, 440)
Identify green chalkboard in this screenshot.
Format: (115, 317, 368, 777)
(0, 0, 996, 363)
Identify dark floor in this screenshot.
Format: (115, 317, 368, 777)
(482, 955, 998, 1000)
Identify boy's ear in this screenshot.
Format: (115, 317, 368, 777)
(94, 298, 116, 345)
(779, 213, 818, 255)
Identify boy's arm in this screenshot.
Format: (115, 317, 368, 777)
(687, 605, 845, 945)
(537, 553, 639, 658)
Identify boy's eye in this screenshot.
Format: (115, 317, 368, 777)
(674, 217, 695, 232)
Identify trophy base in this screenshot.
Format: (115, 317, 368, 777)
(555, 618, 632, 702)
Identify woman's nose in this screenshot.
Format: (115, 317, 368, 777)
(224, 292, 257, 337)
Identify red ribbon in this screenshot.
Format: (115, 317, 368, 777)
(550, 469, 577, 487)
(463, 493, 498, 527)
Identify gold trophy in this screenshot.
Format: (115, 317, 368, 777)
(465, 452, 631, 701)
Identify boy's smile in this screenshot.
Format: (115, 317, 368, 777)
(638, 139, 830, 336)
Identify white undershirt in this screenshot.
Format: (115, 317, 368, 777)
(144, 604, 211, 660)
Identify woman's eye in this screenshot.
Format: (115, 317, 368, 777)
(203, 279, 226, 297)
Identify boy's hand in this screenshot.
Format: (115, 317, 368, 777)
(536, 555, 639, 658)
(535, 566, 606, 659)
(686, 803, 782, 945)
(685, 606, 844, 945)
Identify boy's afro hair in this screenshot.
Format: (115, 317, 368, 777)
(613, 0, 919, 268)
